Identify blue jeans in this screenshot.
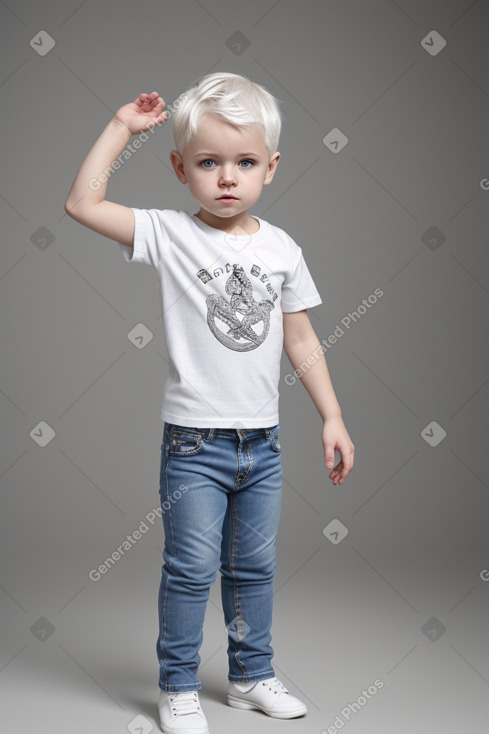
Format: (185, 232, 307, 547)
(157, 422, 283, 692)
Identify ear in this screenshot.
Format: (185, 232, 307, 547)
(263, 151, 281, 185)
(170, 150, 188, 184)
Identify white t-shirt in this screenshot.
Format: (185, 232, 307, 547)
(119, 209, 322, 428)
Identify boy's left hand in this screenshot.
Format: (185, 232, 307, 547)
(322, 416, 355, 485)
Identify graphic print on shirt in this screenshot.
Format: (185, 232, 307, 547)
(197, 264, 275, 352)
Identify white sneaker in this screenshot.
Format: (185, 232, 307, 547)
(227, 676, 307, 719)
(158, 689, 209, 734)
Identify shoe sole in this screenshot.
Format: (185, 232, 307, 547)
(160, 723, 209, 734)
(227, 694, 307, 719)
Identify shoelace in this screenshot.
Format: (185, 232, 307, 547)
(168, 691, 202, 716)
(261, 677, 289, 696)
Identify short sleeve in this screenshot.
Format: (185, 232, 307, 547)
(281, 244, 323, 313)
(118, 208, 171, 268)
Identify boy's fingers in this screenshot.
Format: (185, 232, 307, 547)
(326, 443, 354, 483)
(324, 446, 335, 469)
(339, 454, 354, 479)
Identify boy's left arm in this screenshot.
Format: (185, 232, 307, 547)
(283, 310, 355, 485)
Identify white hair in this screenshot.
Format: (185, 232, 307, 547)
(171, 72, 282, 156)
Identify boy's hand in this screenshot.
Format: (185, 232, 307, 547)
(113, 92, 169, 136)
(322, 416, 355, 485)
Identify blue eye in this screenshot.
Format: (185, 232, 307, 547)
(201, 159, 215, 168)
(240, 159, 254, 168)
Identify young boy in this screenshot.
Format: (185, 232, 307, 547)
(65, 72, 354, 734)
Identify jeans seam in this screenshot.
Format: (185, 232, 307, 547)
(161, 445, 169, 688)
(160, 682, 203, 692)
(161, 437, 178, 688)
(230, 490, 248, 681)
(234, 439, 254, 488)
(233, 442, 242, 490)
(228, 669, 275, 683)
(244, 441, 253, 482)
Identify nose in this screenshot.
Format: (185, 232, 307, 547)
(219, 165, 237, 186)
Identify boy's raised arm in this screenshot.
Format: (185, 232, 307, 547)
(64, 92, 168, 247)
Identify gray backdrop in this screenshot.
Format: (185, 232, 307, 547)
(1, 1, 489, 732)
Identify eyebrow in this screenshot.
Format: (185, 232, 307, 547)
(192, 152, 260, 158)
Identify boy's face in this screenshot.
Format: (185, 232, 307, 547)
(170, 113, 280, 230)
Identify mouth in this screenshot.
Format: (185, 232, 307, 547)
(217, 195, 238, 201)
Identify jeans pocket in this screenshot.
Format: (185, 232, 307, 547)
(168, 428, 204, 456)
(269, 424, 281, 452)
